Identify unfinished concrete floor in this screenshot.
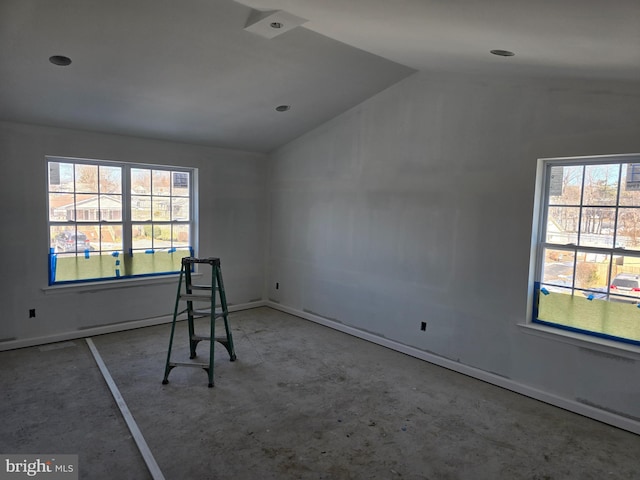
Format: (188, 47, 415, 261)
(1, 307, 638, 479)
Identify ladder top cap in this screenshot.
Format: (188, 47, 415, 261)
(182, 256, 220, 265)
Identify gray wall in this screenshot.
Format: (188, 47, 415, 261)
(266, 72, 640, 430)
(0, 121, 267, 347)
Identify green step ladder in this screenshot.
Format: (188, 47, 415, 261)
(162, 257, 236, 387)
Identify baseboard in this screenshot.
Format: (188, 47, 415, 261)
(0, 300, 267, 352)
(266, 301, 640, 436)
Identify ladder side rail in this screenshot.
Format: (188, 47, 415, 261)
(216, 263, 236, 360)
(184, 260, 199, 359)
(207, 261, 218, 387)
(162, 263, 186, 384)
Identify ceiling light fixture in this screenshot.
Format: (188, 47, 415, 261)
(270, 22, 283, 29)
(275, 105, 290, 112)
(49, 55, 72, 66)
(490, 49, 515, 57)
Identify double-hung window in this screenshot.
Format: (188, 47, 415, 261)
(533, 154, 640, 346)
(47, 156, 195, 285)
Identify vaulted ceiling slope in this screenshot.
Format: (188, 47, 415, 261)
(0, 0, 414, 152)
(1, 0, 639, 153)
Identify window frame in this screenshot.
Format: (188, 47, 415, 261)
(530, 153, 640, 349)
(46, 155, 197, 286)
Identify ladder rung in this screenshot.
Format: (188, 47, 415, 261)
(191, 285, 217, 291)
(169, 361, 208, 368)
(191, 335, 230, 343)
(192, 309, 226, 318)
(180, 294, 212, 301)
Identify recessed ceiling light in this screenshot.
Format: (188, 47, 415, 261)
(270, 22, 283, 29)
(275, 105, 290, 112)
(490, 49, 515, 57)
(49, 55, 72, 66)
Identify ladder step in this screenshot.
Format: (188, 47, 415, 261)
(192, 309, 227, 318)
(169, 361, 208, 368)
(180, 293, 213, 301)
(191, 285, 219, 291)
(191, 335, 230, 343)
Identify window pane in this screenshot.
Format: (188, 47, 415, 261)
(172, 224, 190, 247)
(75, 193, 99, 222)
(152, 170, 170, 195)
(100, 194, 123, 221)
(172, 171, 189, 196)
(99, 165, 121, 194)
(153, 225, 171, 248)
(582, 164, 620, 206)
(100, 224, 122, 251)
(546, 206, 579, 244)
(619, 163, 640, 206)
(48, 162, 74, 193)
(172, 197, 190, 221)
(578, 207, 615, 248)
(152, 198, 171, 221)
(132, 168, 151, 195)
(49, 193, 75, 221)
(541, 248, 575, 287)
(50, 226, 91, 253)
(611, 254, 640, 278)
(131, 195, 151, 221)
(574, 251, 610, 290)
(83, 225, 100, 247)
(616, 208, 640, 250)
(548, 165, 582, 206)
(609, 268, 640, 304)
(75, 164, 99, 193)
(132, 224, 153, 250)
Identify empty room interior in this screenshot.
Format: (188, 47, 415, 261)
(1, 1, 640, 479)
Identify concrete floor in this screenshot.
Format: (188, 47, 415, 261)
(1, 307, 638, 479)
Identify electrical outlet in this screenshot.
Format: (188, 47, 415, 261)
(29, 309, 36, 318)
(420, 321, 426, 331)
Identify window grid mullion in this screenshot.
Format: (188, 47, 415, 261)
(571, 165, 587, 289)
(122, 165, 132, 255)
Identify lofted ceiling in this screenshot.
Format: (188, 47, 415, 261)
(1, 0, 639, 153)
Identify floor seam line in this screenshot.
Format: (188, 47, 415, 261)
(85, 337, 165, 480)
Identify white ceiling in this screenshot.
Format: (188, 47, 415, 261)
(1, 0, 639, 153)
(241, 0, 640, 81)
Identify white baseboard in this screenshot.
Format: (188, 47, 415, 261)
(0, 300, 266, 352)
(267, 301, 640, 436)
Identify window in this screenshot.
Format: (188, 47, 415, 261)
(47, 157, 195, 285)
(533, 155, 640, 346)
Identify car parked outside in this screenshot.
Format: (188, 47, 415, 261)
(54, 231, 91, 253)
(609, 273, 640, 303)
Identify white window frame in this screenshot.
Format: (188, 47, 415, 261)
(527, 153, 640, 354)
(46, 155, 197, 286)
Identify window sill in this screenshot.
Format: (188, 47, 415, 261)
(42, 273, 201, 295)
(518, 322, 640, 360)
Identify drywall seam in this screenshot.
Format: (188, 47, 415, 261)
(266, 301, 640, 436)
(0, 300, 267, 352)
